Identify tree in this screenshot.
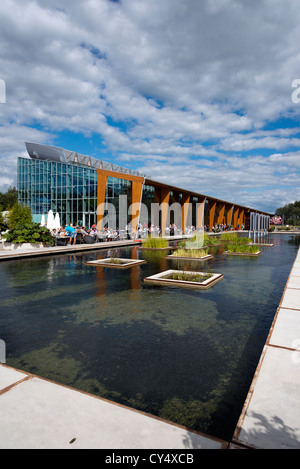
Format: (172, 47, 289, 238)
(0, 210, 6, 230)
(275, 200, 300, 226)
(0, 186, 18, 210)
(8, 202, 32, 230)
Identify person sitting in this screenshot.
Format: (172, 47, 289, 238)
(90, 226, 98, 238)
(51, 228, 57, 245)
(79, 226, 89, 237)
(58, 227, 66, 238)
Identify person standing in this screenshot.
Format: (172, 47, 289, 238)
(65, 223, 77, 245)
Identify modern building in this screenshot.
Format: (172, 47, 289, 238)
(18, 142, 271, 233)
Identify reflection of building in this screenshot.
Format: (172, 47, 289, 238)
(18, 142, 271, 231)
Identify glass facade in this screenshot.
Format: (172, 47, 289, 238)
(104, 176, 132, 229)
(18, 157, 97, 227)
(140, 184, 155, 226)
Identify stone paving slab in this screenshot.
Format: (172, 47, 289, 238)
(0, 365, 227, 450)
(233, 247, 300, 449)
(280, 288, 300, 310)
(233, 346, 300, 449)
(268, 308, 300, 350)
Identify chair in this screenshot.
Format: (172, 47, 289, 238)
(83, 235, 95, 244)
(76, 233, 84, 244)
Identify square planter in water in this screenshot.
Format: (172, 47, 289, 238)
(166, 253, 213, 261)
(143, 269, 223, 290)
(223, 250, 262, 257)
(85, 258, 147, 269)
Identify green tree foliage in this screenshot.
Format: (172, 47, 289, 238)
(0, 187, 18, 210)
(8, 202, 32, 230)
(275, 200, 300, 226)
(0, 210, 6, 230)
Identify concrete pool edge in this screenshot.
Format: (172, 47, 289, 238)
(0, 363, 229, 450)
(232, 246, 300, 449)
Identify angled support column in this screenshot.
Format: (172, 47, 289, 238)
(233, 206, 239, 229)
(96, 170, 107, 230)
(160, 187, 170, 236)
(226, 204, 234, 227)
(131, 180, 144, 232)
(196, 197, 206, 229)
(217, 202, 226, 225)
(182, 193, 191, 234)
(208, 199, 216, 232)
(153, 187, 170, 235)
(238, 208, 245, 228)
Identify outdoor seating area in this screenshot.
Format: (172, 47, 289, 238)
(48, 218, 201, 247)
(52, 226, 123, 246)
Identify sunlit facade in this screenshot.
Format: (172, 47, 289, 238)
(18, 142, 271, 232)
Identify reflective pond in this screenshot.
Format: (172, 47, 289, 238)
(0, 233, 299, 441)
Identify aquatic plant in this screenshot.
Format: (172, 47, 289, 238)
(168, 271, 213, 282)
(227, 243, 259, 254)
(142, 237, 169, 248)
(220, 233, 251, 244)
(106, 257, 123, 264)
(203, 234, 220, 246)
(173, 248, 208, 258)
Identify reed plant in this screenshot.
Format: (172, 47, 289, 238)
(227, 243, 259, 253)
(142, 237, 169, 248)
(106, 257, 123, 264)
(173, 248, 208, 258)
(203, 234, 220, 246)
(168, 271, 213, 282)
(221, 233, 251, 244)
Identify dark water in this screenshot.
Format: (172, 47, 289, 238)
(0, 233, 298, 441)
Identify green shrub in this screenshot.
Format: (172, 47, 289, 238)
(3, 223, 54, 245)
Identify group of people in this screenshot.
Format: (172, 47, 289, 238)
(205, 223, 244, 232)
(49, 222, 198, 246)
(50, 224, 121, 246)
(135, 223, 197, 237)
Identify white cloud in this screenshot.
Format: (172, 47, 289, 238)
(0, 0, 299, 212)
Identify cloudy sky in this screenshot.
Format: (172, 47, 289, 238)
(0, 0, 300, 213)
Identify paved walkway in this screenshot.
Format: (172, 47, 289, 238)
(232, 247, 300, 449)
(0, 365, 227, 449)
(0, 239, 142, 260)
(0, 235, 191, 261)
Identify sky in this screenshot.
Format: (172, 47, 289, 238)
(0, 0, 300, 214)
